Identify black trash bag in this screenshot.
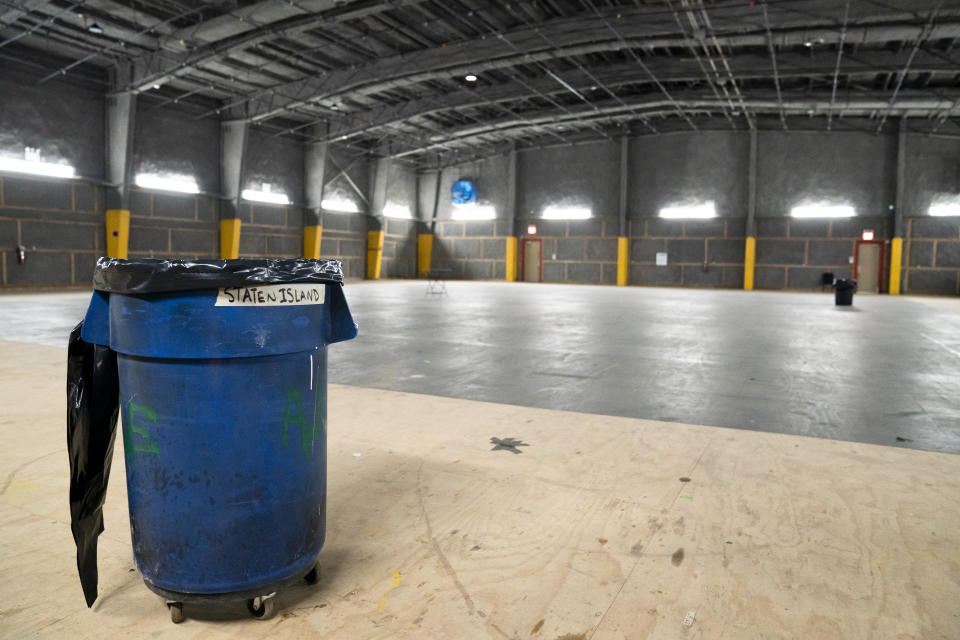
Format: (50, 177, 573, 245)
(67, 322, 119, 607)
(93, 257, 343, 294)
(67, 257, 349, 607)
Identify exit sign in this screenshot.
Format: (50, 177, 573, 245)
(527, 225, 537, 235)
(862, 230, 874, 241)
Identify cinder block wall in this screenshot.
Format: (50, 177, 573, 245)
(753, 217, 888, 290)
(381, 217, 418, 278)
(0, 176, 103, 286)
(128, 187, 220, 260)
(629, 218, 745, 288)
(518, 218, 620, 285)
(319, 212, 366, 279)
(379, 163, 419, 278)
(426, 128, 959, 294)
(234, 201, 302, 259)
(904, 217, 960, 295)
(0, 65, 371, 287)
(433, 220, 510, 279)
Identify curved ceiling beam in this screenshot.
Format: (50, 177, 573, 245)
(391, 95, 960, 157)
(129, 0, 434, 93)
(316, 51, 959, 143)
(246, 11, 960, 124)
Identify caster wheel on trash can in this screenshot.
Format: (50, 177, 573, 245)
(304, 563, 321, 586)
(168, 602, 184, 624)
(247, 595, 275, 620)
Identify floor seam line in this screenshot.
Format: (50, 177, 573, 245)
(587, 435, 716, 639)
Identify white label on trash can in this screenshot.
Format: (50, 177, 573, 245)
(215, 284, 326, 306)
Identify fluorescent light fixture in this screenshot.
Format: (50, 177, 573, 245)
(242, 188, 290, 205)
(659, 201, 716, 219)
(790, 202, 855, 218)
(0, 156, 75, 178)
(464, 74, 478, 82)
(88, 23, 104, 34)
(542, 205, 591, 220)
(929, 195, 960, 217)
(452, 203, 496, 220)
(134, 172, 199, 194)
(383, 202, 412, 219)
(321, 197, 359, 213)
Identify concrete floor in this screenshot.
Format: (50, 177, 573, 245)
(2, 282, 960, 453)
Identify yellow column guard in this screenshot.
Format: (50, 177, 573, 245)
(417, 233, 433, 278)
(304, 225, 323, 260)
(366, 229, 384, 279)
(219, 218, 241, 259)
(617, 236, 628, 286)
(889, 236, 903, 295)
(505, 236, 517, 282)
(105, 209, 130, 259)
(744, 236, 756, 291)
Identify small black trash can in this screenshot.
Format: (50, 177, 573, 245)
(834, 278, 856, 306)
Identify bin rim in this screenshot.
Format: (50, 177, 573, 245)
(92, 257, 343, 295)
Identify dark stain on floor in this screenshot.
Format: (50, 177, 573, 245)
(671, 548, 685, 566)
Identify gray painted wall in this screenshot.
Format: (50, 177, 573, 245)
(0, 71, 372, 286)
(757, 131, 896, 218)
(0, 72, 958, 295)
(134, 103, 220, 194)
(518, 141, 619, 219)
(385, 161, 417, 217)
(381, 160, 418, 279)
(244, 127, 303, 205)
(430, 128, 959, 294)
(322, 146, 369, 215)
(433, 154, 511, 221)
(0, 68, 104, 179)
(904, 135, 960, 217)
(630, 131, 749, 218)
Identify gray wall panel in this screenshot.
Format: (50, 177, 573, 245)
(0, 69, 104, 178)
(518, 141, 618, 218)
(757, 131, 895, 218)
(134, 104, 219, 193)
(630, 131, 748, 218)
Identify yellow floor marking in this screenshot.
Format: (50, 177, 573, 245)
(375, 569, 404, 611)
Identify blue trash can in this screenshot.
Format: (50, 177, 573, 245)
(68, 258, 356, 622)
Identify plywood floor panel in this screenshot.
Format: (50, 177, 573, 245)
(1, 340, 958, 639)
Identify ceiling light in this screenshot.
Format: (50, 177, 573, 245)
(452, 203, 496, 220)
(660, 201, 716, 219)
(135, 173, 199, 194)
(88, 23, 104, 34)
(543, 205, 591, 220)
(383, 202, 412, 219)
(321, 197, 359, 213)
(0, 156, 75, 178)
(464, 74, 478, 82)
(242, 188, 290, 205)
(790, 203, 855, 218)
(929, 195, 960, 217)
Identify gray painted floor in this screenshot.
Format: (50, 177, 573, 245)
(3, 283, 959, 454)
